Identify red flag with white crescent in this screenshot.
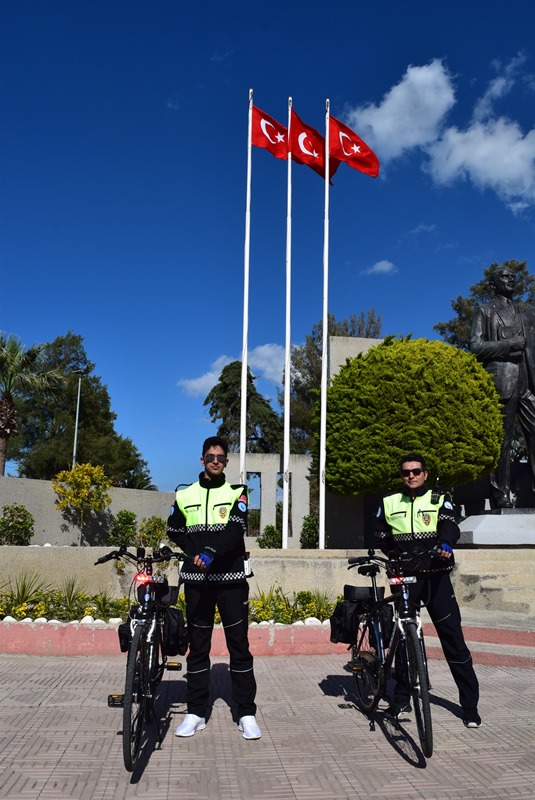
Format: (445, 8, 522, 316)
(289, 109, 340, 181)
(251, 105, 288, 160)
(329, 115, 380, 178)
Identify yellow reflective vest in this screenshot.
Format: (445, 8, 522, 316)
(383, 490, 445, 536)
(175, 481, 245, 530)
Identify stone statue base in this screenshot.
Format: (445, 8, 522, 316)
(459, 509, 535, 545)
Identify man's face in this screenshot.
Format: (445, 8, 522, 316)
(400, 460, 427, 494)
(201, 445, 228, 479)
(492, 267, 515, 299)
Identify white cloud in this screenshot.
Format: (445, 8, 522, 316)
(406, 223, 436, 237)
(345, 59, 455, 162)
(360, 259, 397, 276)
(177, 355, 234, 398)
(210, 49, 234, 63)
(248, 343, 285, 384)
(425, 54, 535, 211)
(177, 344, 285, 398)
(344, 54, 535, 211)
(166, 96, 180, 111)
(472, 53, 526, 122)
(427, 118, 535, 211)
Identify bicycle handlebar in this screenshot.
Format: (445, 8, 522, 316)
(94, 547, 185, 567)
(348, 546, 440, 572)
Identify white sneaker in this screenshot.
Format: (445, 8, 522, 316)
(175, 714, 206, 737)
(238, 715, 261, 740)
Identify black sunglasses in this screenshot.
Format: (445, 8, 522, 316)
(401, 468, 423, 477)
(204, 454, 227, 464)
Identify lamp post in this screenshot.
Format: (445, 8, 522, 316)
(72, 370, 84, 470)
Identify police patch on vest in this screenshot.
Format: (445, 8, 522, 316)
(219, 506, 228, 519)
(422, 512, 431, 526)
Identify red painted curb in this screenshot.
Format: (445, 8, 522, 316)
(423, 622, 535, 647)
(0, 622, 347, 657)
(1, 622, 534, 666)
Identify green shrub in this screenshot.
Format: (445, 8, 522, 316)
(0, 581, 335, 624)
(299, 515, 318, 549)
(48, 578, 89, 621)
(109, 510, 137, 547)
(248, 586, 336, 623)
(0, 504, 35, 546)
(136, 516, 167, 551)
(248, 508, 260, 536)
(256, 524, 282, 549)
(52, 463, 112, 530)
(324, 337, 503, 494)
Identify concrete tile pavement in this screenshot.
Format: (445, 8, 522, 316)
(0, 649, 534, 800)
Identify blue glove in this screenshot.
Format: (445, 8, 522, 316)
(438, 543, 453, 557)
(198, 552, 213, 568)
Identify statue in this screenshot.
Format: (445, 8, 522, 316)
(470, 264, 535, 508)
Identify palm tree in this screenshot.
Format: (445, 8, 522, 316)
(0, 333, 65, 476)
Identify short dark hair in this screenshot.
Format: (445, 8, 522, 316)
(399, 453, 427, 471)
(202, 436, 228, 457)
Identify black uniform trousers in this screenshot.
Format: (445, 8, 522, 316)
(393, 571, 479, 712)
(184, 581, 257, 718)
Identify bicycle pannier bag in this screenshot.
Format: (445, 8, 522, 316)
(117, 622, 130, 653)
(329, 601, 359, 644)
(163, 607, 188, 656)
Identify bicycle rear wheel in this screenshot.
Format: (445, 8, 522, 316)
(406, 621, 433, 757)
(123, 624, 146, 771)
(352, 617, 383, 715)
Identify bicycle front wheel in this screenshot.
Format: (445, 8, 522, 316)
(123, 624, 146, 771)
(143, 622, 164, 722)
(352, 618, 383, 715)
(406, 621, 433, 757)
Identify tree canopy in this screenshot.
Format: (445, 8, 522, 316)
(434, 259, 535, 349)
(324, 337, 503, 494)
(284, 309, 382, 453)
(204, 360, 283, 452)
(7, 331, 155, 488)
(0, 332, 64, 476)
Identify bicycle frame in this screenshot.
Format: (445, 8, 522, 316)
(95, 545, 185, 771)
(347, 548, 435, 757)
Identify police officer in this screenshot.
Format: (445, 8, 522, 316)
(167, 436, 261, 740)
(375, 453, 481, 728)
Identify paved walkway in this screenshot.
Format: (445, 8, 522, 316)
(0, 644, 534, 800)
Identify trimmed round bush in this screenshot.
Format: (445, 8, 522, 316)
(325, 337, 503, 494)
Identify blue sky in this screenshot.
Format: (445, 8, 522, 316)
(2, 1, 535, 491)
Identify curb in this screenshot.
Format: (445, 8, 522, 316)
(1, 620, 535, 665)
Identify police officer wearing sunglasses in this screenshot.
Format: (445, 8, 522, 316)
(375, 453, 481, 728)
(167, 436, 261, 740)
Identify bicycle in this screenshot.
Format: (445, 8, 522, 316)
(346, 548, 434, 758)
(95, 544, 186, 772)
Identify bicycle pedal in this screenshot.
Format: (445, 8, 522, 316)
(107, 694, 124, 708)
(166, 661, 182, 671)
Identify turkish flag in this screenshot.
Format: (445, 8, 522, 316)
(329, 116, 379, 178)
(289, 109, 340, 181)
(251, 105, 288, 160)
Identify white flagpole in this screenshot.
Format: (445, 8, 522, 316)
(318, 99, 331, 549)
(240, 89, 253, 483)
(282, 98, 293, 550)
